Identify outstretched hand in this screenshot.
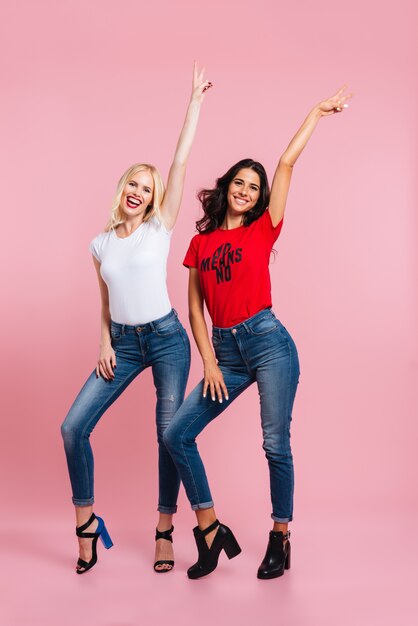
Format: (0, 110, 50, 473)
(191, 61, 212, 103)
(317, 85, 353, 117)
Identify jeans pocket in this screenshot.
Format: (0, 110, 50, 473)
(155, 320, 180, 337)
(248, 313, 279, 336)
(110, 327, 122, 341)
(211, 334, 222, 348)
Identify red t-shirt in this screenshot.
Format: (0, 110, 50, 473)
(183, 209, 283, 328)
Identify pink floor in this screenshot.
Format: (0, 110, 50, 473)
(2, 507, 417, 626)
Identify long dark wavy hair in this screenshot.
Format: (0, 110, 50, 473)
(196, 159, 270, 234)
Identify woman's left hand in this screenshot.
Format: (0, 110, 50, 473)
(190, 60, 212, 104)
(317, 86, 353, 117)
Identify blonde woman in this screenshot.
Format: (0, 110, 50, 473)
(61, 63, 212, 574)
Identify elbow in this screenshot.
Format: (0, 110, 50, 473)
(279, 157, 294, 169)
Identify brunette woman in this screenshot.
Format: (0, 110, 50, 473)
(164, 86, 352, 579)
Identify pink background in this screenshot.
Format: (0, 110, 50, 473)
(1, 0, 417, 624)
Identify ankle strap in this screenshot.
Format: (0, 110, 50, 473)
(155, 525, 174, 542)
(200, 519, 220, 537)
(76, 513, 96, 536)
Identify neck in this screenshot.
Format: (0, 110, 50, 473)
(118, 214, 145, 235)
(221, 212, 243, 230)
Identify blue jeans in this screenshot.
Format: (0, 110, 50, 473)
(61, 309, 190, 511)
(164, 308, 300, 522)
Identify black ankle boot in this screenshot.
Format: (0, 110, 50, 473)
(257, 530, 291, 579)
(187, 519, 242, 579)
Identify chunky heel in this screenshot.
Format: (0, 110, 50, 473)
(97, 517, 114, 549)
(223, 531, 242, 559)
(75, 513, 113, 574)
(187, 519, 241, 579)
(284, 542, 291, 569)
(257, 530, 291, 580)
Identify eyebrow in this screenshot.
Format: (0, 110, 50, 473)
(235, 177, 260, 189)
(129, 180, 152, 188)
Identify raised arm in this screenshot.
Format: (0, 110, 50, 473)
(188, 268, 228, 403)
(268, 86, 353, 226)
(160, 62, 212, 231)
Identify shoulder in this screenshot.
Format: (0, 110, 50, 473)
(250, 209, 273, 228)
(250, 209, 284, 234)
(148, 214, 173, 236)
(89, 230, 111, 262)
(90, 230, 109, 245)
(89, 230, 111, 251)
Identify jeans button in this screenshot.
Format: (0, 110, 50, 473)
(232, 328, 237, 335)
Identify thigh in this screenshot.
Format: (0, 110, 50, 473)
(169, 365, 254, 441)
(151, 325, 191, 413)
(255, 330, 300, 443)
(63, 352, 144, 434)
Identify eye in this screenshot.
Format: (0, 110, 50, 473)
(250, 185, 259, 191)
(128, 181, 136, 187)
(144, 187, 152, 194)
(234, 180, 242, 186)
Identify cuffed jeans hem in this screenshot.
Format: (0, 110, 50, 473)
(157, 505, 178, 514)
(191, 500, 214, 511)
(271, 515, 292, 523)
(73, 497, 95, 506)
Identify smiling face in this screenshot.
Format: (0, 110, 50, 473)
(226, 168, 261, 217)
(120, 169, 154, 219)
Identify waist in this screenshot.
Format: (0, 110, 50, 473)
(212, 307, 275, 338)
(111, 308, 179, 335)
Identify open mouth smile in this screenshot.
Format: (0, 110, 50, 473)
(126, 195, 142, 209)
(233, 196, 249, 206)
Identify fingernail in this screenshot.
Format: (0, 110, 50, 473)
(219, 399, 223, 404)
(212, 396, 215, 401)
(226, 396, 229, 401)
(343, 104, 349, 108)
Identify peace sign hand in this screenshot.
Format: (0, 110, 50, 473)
(191, 61, 213, 104)
(317, 85, 353, 117)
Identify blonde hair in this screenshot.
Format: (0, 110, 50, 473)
(104, 163, 165, 232)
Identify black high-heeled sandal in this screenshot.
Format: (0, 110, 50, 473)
(257, 530, 291, 579)
(187, 519, 241, 579)
(153, 525, 175, 573)
(75, 512, 113, 574)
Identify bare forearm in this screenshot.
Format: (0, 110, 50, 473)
(189, 308, 216, 366)
(173, 99, 202, 167)
(100, 306, 111, 347)
(280, 106, 322, 167)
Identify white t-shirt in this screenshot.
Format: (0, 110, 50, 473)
(89, 216, 173, 325)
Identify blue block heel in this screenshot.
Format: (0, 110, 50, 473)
(97, 517, 113, 549)
(75, 512, 113, 574)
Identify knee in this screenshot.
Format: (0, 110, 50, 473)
(163, 421, 184, 452)
(262, 434, 292, 459)
(162, 423, 176, 451)
(60, 418, 71, 443)
(60, 416, 80, 448)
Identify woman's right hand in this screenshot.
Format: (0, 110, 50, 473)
(96, 343, 117, 380)
(203, 359, 229, 403)
(190, 61, 212, 104)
